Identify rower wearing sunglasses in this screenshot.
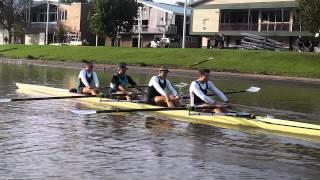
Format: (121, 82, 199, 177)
(147, 66, 180, 107)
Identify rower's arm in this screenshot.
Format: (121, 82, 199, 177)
(127, 75, 137, 86)
(166, 80, 178, 96)
(93, 72, 99, 88)
(208, 81, 228, 102)
(190, 81, 214, 104)
(79, 70, 90, 87)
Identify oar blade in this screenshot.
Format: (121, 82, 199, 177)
(246, 86, 261, 93)
(0, 98, 12, 103)
(69, 109, 97, 115)
(174, 82, 189, 88)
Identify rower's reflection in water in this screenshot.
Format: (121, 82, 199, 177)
(186, 123, 224, 145)
(145, 116, 175, 134)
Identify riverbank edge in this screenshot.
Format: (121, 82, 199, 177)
(1, 57, 320, 85)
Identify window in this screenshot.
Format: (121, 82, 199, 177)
(283, 9, 290, 22)
(142, 20, 148, 25)
(262, 9, 290, 23)
(50, 14, 56, 22)
(59, 10, 67, 21)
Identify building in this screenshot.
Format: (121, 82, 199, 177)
(24, 1, 91, 45)
(190, 0, 313, 49)
(0, 27, 9, 45)
(105, 0, 199, 48)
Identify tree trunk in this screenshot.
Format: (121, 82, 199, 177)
(8, 30, 13, 44)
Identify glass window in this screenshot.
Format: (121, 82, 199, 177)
(269, 11, 275, 22)
(275, 10, 282, 22)
(283, 9, 290, 22)
(261, 10, 269, 22)
(32, 14, 37, 22)
(40, 14, 46, 22)
(250, 11, 259, 23)
(142, 20, 148, 25)
(50, 14, 56, 22)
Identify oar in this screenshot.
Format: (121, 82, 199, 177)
(70, 105, 218, 115)
(223, 86, 261, 95)
(103, 83, 189, 89)
(70, 106, 255, 118)
(1, 86, 259, 103)
(102, 85, 149, 89)
(0, 95, 99, 102)
(182, 86, 260, 99)
(0, 92, 145, 102)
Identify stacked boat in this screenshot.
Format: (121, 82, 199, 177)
(241, 33, 284, 51)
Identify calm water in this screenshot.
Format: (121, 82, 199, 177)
(0, 62, 320, 179)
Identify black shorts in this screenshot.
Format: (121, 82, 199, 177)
(147, 97, 156, 105)
(77, 87, 84, 94)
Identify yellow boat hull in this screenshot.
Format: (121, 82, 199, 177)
(15, 83, 320, 139)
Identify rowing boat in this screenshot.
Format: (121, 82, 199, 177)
(15, 83, 320, 139)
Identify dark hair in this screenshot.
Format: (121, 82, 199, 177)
(82, 60, 93, 65)
(198, 69, 210, 75)
(118, 63, 128, 69)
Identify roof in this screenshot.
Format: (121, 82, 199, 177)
(31, 1, 63, 8)
(139, 0, 191, 16)
(190, 0, 211, 7)
(192, 1, 298, 9)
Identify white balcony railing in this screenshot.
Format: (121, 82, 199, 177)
(132, 25, 177, 34)
(30, 22, 58, 28)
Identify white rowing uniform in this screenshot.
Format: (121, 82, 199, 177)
(189, 80, 228, 106)
(147, 75, 178, 104)
(78, 69, 100, 88)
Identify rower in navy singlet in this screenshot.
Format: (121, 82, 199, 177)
(109, 63, 137, 101)
(189, 69, 230, 113)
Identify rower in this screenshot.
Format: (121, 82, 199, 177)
(189, 69, 230, 113)
(77, 61, 100, 95)
(109, 63, 137, 101)
(147, 66, 180, 107)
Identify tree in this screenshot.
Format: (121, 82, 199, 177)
(298, 0, 320, 34)
(88, 0, 138, 46)
(57, 24, 65, 43)
(0, 0, 30, 43)
(103, 0, 138, 46)
(60, 0, 89, 3)
(88, 0, 105, 46)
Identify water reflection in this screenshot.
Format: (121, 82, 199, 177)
(0, 61, 320, 179)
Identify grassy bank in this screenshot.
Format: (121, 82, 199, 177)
(0, 45, 320, 78)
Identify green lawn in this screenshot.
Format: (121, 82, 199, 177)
(1, 45, 320, 78)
